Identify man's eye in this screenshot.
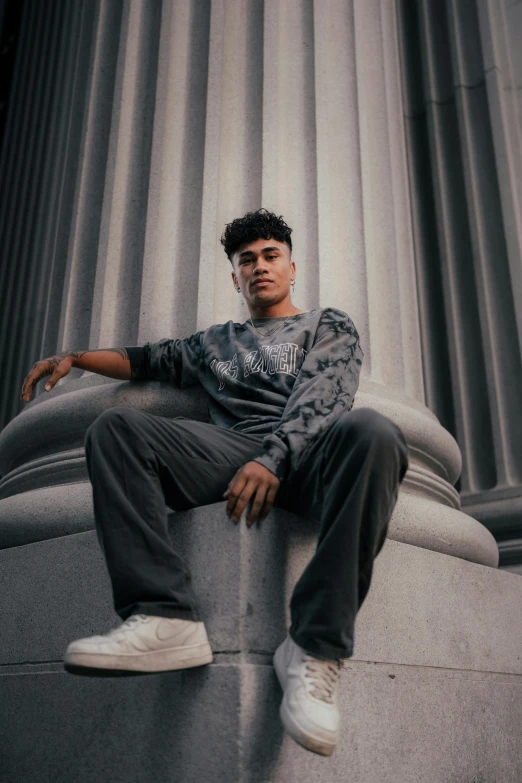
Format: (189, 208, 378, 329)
(241, 255, 277, 264)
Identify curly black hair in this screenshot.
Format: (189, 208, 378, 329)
(220, 208, 293, 264)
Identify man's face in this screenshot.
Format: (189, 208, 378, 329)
(232, 238, 295, 305)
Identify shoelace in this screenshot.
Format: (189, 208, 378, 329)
(303, 654, 341, 704)
(106, 613, 148, 638)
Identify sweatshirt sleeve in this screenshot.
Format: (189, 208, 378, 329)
(124, 331, 203, 387)
(250, 313, 364, 483)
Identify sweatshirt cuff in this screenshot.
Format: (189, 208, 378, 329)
(251, 442, 290, 483)
(123, 346, 149, 380)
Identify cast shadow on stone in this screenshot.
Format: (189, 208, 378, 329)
(141, 667, 227, 783)
(238, 502, 324, 780)
(165, 498, 322, 779)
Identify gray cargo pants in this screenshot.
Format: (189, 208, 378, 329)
(84, 406, 409, 662)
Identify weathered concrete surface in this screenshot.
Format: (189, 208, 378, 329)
(1, 509, 521, 672)
(1, 665, 241, 783)
(2, 659, 521, 783)
(242, 661, 522, 783)
(1, 517, 522, 782)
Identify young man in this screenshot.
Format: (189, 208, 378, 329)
(21, 208, 409, 756)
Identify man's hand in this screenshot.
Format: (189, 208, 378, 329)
(223, 461, 280, 527)
(21, 355, 74, 402)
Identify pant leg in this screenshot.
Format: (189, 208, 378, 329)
(84, 407, 265, 622)
(281, 407, 409, 662)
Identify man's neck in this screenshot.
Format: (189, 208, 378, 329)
(249, 306, 307, 319)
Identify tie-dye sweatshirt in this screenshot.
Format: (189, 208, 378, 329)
(124, 307, 364, 483)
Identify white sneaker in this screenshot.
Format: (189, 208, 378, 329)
(64, 614, 213, 675)
(273, 634, 341, 756)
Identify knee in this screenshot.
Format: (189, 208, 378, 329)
(335, 407, 407, 451)
(85, 406, 138, 442)
(333, 408, 409, 479)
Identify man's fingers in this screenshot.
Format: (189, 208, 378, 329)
(21, 365, 52, 401)
(235, 483, 257, 523)
(225, 463, 280, 526)
(21, 374, 34, 400)
(227, 478, 251, 522)
(21, 377, 37, 401)
(257, 485, 278, 522)
(246, 486, 269, 527)
(22, 372, 55, 401)
(259, 486, 278, 521)
(44, 373, 58, 390)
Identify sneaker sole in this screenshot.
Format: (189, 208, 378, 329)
(64, 641, 213, 676)
(279, 698, 336, 756)
(273, 644, 337, 757)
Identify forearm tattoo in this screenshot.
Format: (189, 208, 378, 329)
(40, 348, 130, 372)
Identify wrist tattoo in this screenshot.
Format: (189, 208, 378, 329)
(43, 348, 130, 369)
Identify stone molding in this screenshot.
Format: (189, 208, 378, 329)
(0, 376, 499, 567)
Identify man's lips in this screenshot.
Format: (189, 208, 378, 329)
(252, 280, 272, 287)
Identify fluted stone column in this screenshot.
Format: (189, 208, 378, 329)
(1, 1, 522, 781)
(398, 0, 522, 575)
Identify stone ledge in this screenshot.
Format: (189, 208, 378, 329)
(0, 480, 498, 566)
(1, 661, 521, 783)
(0, 526, 520, 673)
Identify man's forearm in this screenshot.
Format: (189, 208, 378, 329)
(67, 348, 132, 380)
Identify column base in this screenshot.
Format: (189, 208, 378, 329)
(0, 506, 520, 781)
